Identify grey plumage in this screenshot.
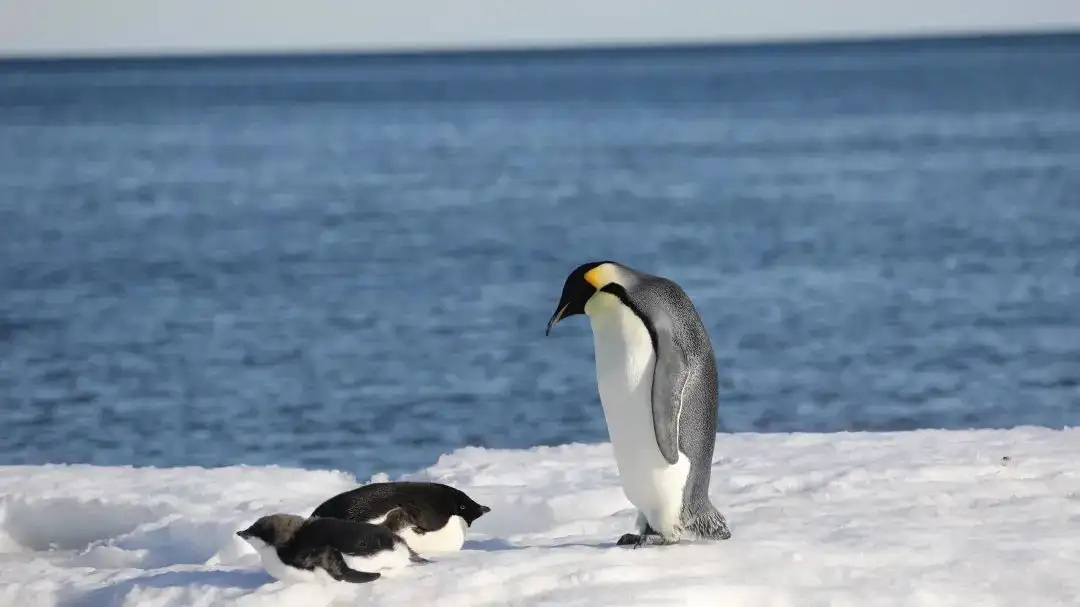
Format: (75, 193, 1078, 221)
(613, 265, 731, 541)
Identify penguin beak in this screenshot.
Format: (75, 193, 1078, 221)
(545, 304, 569, 336)
(480, 505, 491, 514)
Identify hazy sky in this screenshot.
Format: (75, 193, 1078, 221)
(1, 0, 1079, 58)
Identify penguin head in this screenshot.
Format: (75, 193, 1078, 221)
(546, 260, 621, 335)
(236, 513, 305, 548)
(438, 485, 491, 526)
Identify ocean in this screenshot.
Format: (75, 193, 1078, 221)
(1, 34, 1078, 479)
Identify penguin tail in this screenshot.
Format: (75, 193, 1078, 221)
(687, 504, 733, 541)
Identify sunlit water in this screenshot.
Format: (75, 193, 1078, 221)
(1, 34, 1078, 479)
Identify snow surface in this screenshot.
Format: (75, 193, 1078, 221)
(1, 428, 1078, 607)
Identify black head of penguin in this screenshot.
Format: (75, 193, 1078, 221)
(437, 484, 491, 526)
(236, 513, 305, 548)
(546, 260, 623, 335)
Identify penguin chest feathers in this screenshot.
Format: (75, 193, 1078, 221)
(584, 292, 689, 528)
(366, 512, 468, 556)
(586, 292, 655, 389)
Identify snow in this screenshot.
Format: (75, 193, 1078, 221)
(1, 427, 1078, 607)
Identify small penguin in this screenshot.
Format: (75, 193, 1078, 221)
(311, 482, 490, 557)
(546, 260, 732, 547)
(236, 513, 425, 585)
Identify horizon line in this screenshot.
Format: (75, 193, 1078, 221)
(1, 26, 1078, 65)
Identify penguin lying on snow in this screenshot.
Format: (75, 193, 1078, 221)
(546, 260, 733, 547)
(312, 481, 490, 557)
(237, 514, 426, 584)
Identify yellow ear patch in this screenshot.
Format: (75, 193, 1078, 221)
(584, 264, 615, 288)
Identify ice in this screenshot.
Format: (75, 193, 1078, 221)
(1, 428, 1078, 606)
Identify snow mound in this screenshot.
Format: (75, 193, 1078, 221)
(1, 428, 1078, 606)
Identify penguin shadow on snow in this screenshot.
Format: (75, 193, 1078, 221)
(463, 537, 623, 552)
(462, 537, 520, 552)
(60, 568, 270, 607)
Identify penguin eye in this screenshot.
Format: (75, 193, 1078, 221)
(459, 504, 466, 511)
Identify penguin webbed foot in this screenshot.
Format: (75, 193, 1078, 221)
(616, 533, 682, 548)
(616, 533, 649, 548)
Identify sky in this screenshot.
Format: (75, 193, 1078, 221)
(1, 0, 1079, 58)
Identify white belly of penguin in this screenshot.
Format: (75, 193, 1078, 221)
(341, 541, 412, 576)
(586, 293, 691, 535)
(366, 514, 467, 557)
(249, 540, 334, 585)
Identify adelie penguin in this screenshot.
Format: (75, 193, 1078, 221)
(311, 481, 490, 557)
(236, 514, 426, 585)
(546, 260, 732, 547)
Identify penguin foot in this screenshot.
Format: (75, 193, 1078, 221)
(616, 533, 649, 548)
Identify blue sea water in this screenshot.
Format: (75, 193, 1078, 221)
(1, 34, 1078, 479)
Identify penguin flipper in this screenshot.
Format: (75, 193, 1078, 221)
(383, 504, 440, 537)
(324, 550, 381, 584)
(648, 312, 689, 466)
(408, 548, 431, 564)
(380, 506, 415, 532)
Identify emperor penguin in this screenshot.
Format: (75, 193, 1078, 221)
(546, 260, 732, 546)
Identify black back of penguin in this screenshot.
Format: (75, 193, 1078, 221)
(312, 481, 489, 532)
(290, 518, 419, 583)
(288, 516, 400, 559)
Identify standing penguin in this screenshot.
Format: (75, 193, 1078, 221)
(546, 260, 732, 546)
